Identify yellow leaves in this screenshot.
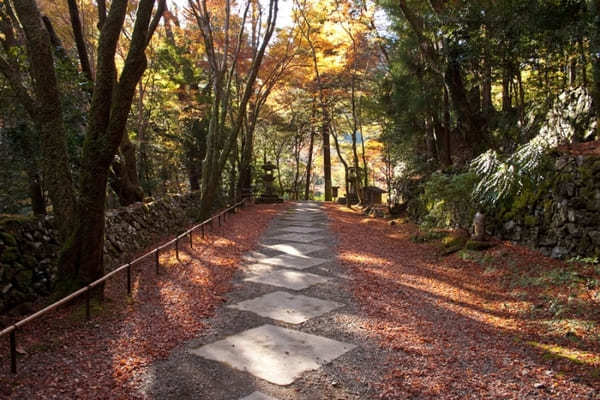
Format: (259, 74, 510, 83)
(528, 341, 600, 367)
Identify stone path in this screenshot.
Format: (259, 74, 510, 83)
(138, 202, 387, 399)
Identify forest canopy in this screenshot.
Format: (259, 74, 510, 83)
(0, 0, 598, 286)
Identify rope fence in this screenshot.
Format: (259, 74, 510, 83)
(0, 197, 250, 373)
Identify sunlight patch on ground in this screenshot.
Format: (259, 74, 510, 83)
(529, 341, 600, 368)
(340, 252, 392, 267)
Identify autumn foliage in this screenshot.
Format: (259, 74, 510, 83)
(325, 204, 599, 399)
(0, 204, 284, 399)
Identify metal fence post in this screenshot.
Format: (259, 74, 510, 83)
(155, 249, 160, 274)
(127, 263, 132, 295)
(85, 287, 91, 320)
(201, 224, 205, 239)
(175, 238, 179, 260)
(10, 330, 16, 373)
(189, 231, 193, 249)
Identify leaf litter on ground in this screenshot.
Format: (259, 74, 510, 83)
(324, 204, 599, 399)
(0, 203, 285, 399)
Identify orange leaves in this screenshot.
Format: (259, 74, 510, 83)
(324, 203, 600, 399)
(0, 203, 287, 399)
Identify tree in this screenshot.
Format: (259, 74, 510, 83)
(237, 25, 298, 197)
(0, 0, 166, 285)
(294, 0, 336, 201)
(188, 0, 279, 216)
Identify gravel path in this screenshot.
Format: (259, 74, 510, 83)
(135, 201, 389, 399)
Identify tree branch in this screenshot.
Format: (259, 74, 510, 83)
(67, 0, 94, 82)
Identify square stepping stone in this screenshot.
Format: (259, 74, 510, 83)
(261, 243, 326, 257)
(281, 215, 323, 220)
(244, 263, 278, 275)
(269, 233, 327, 243)
(228, 291, 343, 324)
(191, 324, 356, 385)
(287, 212, 322, 216)
(282, 211, 322, 216)
(240, 392, 278, 400)
(244, 268, 329, 290)
(252, 254, 328, 270)
(279, 226, 325, 234)
(285, 221, 327, 228)
(242, 251, 269, 262)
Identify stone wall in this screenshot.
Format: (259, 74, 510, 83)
(497, 154, 600, 259)
(103, 192, 203, 268)
(0, 216, 59, 313)
(0, 192, 204, 314)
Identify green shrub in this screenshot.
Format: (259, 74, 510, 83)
(410, 230, 446, 243)
(440, 235, 468, 255)
(419, 171, 478, 229)
(465, 240, 494, 251)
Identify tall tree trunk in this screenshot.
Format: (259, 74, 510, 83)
(440, 85, 452, 166)
(305, 99, 316, 200)
(569, 54, 578, 87)
(502, 64, 512, 112)
(8, 0, 165, 287)
(305, 129, 315, 200)
(481, 52, 493, 115)
(445, 51, 485, 151)
(360, 129, 368, 188)
(517, 69, 526, 127)
(110, 133, 144, 206)
(62, 0, 166, 284)
(27, 171, 46, 216)
(350, 72, 363, 204)
(579, 38, 588, 88)
(67, 0, 94, 82)
(591, 0, 600, 119)
(12, 0, 77, 239)
(296, 3, 330, 200)
(191, 0, 278, 218)
(331, 127, 350, 208)
(322, 107, 332, 201)
(293, 133, 301, 200)
(229, 140, 237, 201)
(188, 165, 201, 191)
(237, 115, 255, 198)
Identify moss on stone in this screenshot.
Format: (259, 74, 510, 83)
(414, 230, 446, 243)
(14, 270, 33, 289)
(0, 247, 19, 263)
(465, 240, 494, 251)
(524, 215, 538, 227)
(23, 255, 37, 268)
(0, 214, 36, 226)
(440, 235, 468, 255)
(0, 232, 17, 247)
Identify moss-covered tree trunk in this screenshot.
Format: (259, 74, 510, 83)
(10, 0, 77, 239)
(591, 0, 600, 120)
(305, 126, 315, 200)
(3, 0, 165, 287)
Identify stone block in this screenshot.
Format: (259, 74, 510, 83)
(244, 268, 330, 290)
(190, 324, 356, 385)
